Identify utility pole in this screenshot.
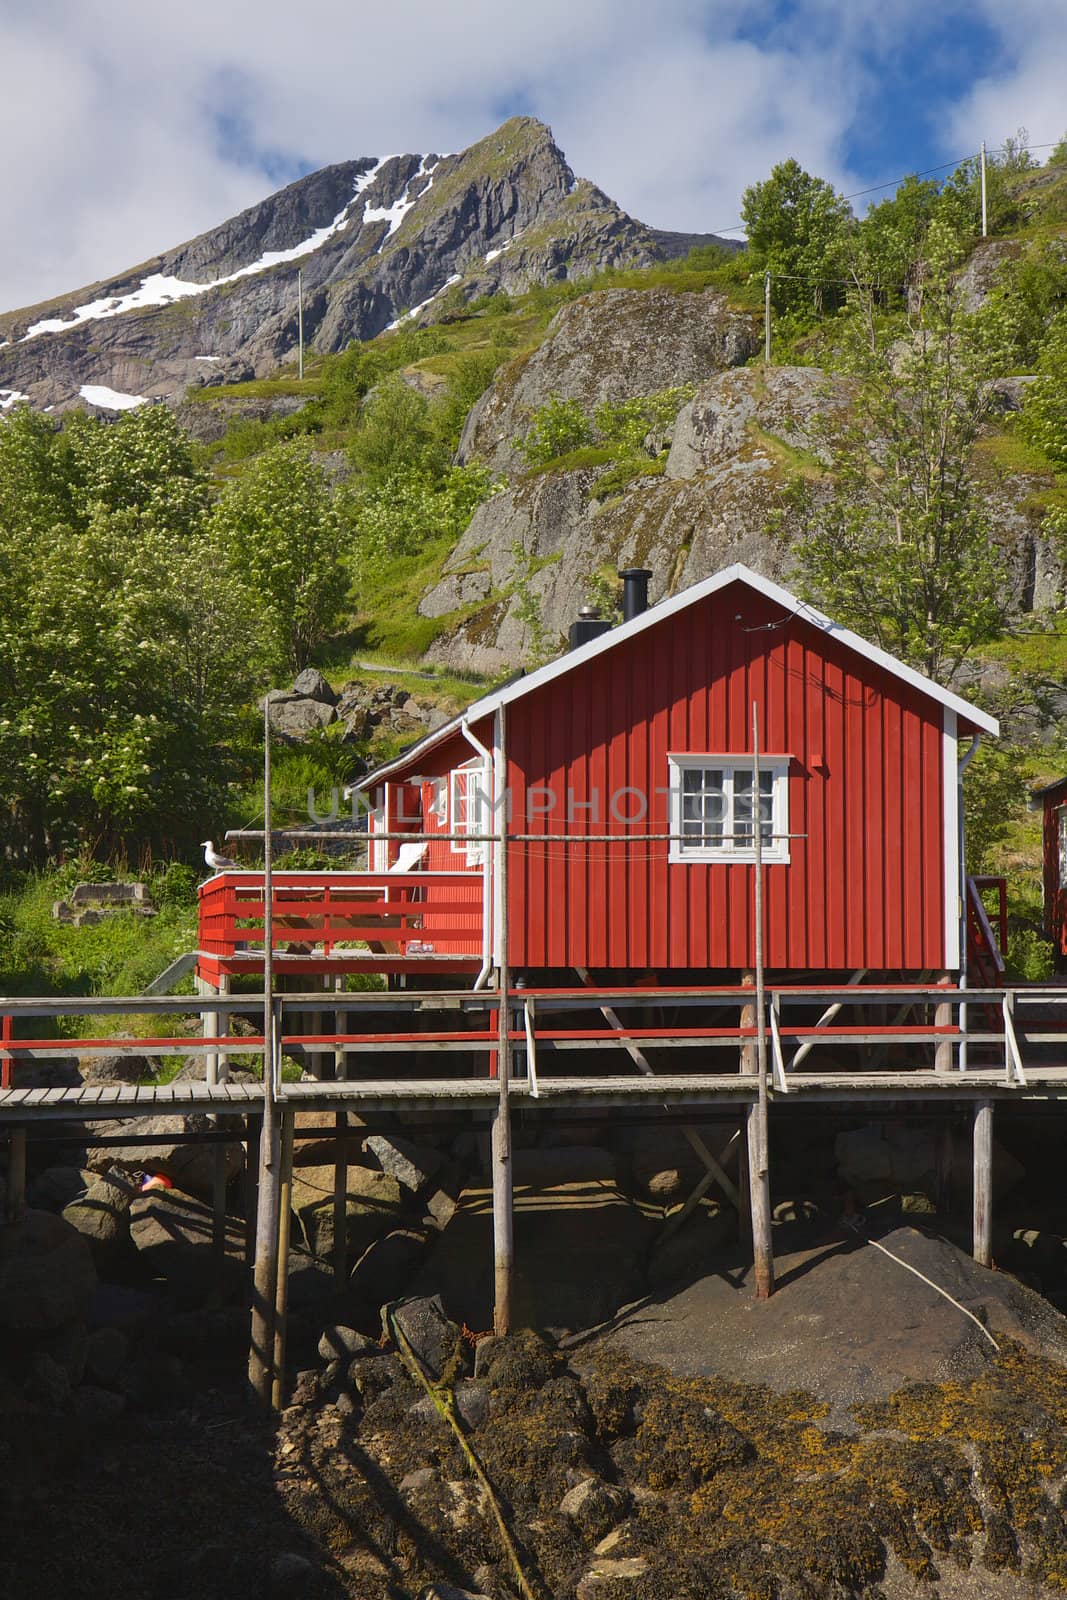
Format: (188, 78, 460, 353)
(748, 702, 774, 1299)
(492, 703, 513, 1336)
(764, 271, 772, 364)
(980, 142, 988, 238)
(249, 692, 282, 1405)
(297, 268, 305, 381)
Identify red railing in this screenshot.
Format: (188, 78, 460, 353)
(197, 870, 483, 963)
(967, 875, 1007, 988)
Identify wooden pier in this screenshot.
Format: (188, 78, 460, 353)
(3, 975, 1066, 1402)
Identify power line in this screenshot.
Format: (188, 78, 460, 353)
(708, 138, 1064, 241)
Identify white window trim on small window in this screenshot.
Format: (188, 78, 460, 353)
(449, 758, 490, 866)
(667, 753, 791, 865)
(1058, 805, 1067, 890)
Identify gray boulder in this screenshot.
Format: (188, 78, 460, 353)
(79, 1050, 154, 1086)
(317, 1324, 380, 1363)
(129, 1188, 246, 1301)
(664, 365, 852, 479)
(458, 286, 759, 476)
(266, 695, 336, 741)
(62, 1172, 137, 1266)
(86, 1113, 242, 1198)
(26, 1166, 94, 1213)
(0, 1210, 97, 1332)
(389, 1294, 466, 1382)
(364, 1132, 442, 1193)
(348, 1228, 428, 1311)
(292, 667, 338, 704)
(291, 1162, 405, 1262)
(560, 1475, 632, 1539)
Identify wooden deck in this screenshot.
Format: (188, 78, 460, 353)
(4, 1064, 1067, 1121)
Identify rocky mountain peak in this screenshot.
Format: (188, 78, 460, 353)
(0, 117, 734, 415)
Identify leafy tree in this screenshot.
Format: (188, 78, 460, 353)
(64, 403, 209, 536)
(348, 374, 444, 484)
(740, 159, 853, 312)
(210, 440, 348, 673)
(1018, 312, 1067, 469)
(848, 176, 943, 303)
(785, 277, 1016, 683)
(349, 464, 497, 563)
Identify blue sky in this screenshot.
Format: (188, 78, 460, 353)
(0, 0, 1063, 309)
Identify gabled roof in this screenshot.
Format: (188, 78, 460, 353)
(364, 563, 998, 785)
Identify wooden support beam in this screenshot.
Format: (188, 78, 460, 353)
(492, 704, 513, 1338)
(574, 966, 739, 1210)
(210, 973, 230, 1262)
(333, 977, 349, 1288)
(271, 1107, 295, 1411)
(6, 1128, 26, 1222)
(249, 696, 281, 1407)
(244, 1115, 259, 1272)
(973, 1099, 993, 1268)
(935, 972, 955, 1072)
(248, 1104, 280, 1403)
(662, 1129, 741, 1241)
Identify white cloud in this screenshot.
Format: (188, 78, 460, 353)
(942, 2, 1067, 161)
(0, 1, 1062, 313)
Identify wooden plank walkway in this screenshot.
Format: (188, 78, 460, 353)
(5, 1066, 1067, 1120)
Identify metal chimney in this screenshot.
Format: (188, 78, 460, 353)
(619, 568, 652, 623)
(569, 603, 612, 651)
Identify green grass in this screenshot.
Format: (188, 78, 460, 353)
(0, 865, 199, 1004)
(590, 455, 668, 498)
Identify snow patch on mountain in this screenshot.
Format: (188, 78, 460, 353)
(0, 387, 28, 411)
(23, 157, 401, 343)
(385, 273, 462, 332)
(363, 155, 439, 241)
(79, 384, 148, 410)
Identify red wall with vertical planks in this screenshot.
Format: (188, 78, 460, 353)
(504, 579, 950, 973)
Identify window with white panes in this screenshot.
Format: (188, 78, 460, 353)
(667, 755, 790, 863)
(450, 759, 491, 866)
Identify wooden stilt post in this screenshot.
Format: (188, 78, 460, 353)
(492, 704, 513, 1337)
(249, 693, 283, 1406)
(749, 703, 774, 1300)
(6, 1129, 26, 1222)
(738, 970, 755, 1251)
(332, 977, 349, 1288)
(973, 1099, 993, 1268)
(934, 972, 954, 1072)
(271, 1106, 295, 1410)
(211, 973, 230, 1262)
(244, 1114, 259, 1272)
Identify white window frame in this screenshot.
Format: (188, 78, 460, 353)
(1058, 805, 1067, 890)
(667, 753, 791, 865)
(449, 758, 490, 866)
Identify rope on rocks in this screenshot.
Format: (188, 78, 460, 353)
(864, 1236, 1001, 1353)
(384, 1305, 542, 1600)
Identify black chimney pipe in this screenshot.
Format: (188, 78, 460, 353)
(569, 604, 612, 651)
(619, 568, 652, 623)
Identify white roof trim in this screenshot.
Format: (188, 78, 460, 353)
(364, 564, 998, 785)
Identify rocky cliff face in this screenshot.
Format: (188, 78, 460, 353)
(421, 344, 1057, 675)
(0, 118, 736, 413)
(457, 286, 759, 477)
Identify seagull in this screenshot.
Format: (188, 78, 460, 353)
(201, 839, 239, 872)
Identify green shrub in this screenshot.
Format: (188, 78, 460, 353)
(513, 393, 593, 466)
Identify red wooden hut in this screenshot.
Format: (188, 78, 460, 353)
(356, 564, 998, 986)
